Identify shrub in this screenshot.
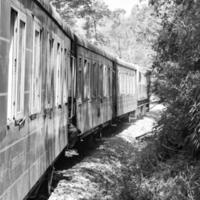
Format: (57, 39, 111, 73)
(154, 68, 200, 155)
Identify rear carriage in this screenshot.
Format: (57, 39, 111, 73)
(116, 59, 137, 117)
(137, 67, 151, 116)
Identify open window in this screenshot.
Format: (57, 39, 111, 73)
(83, 59, 88, 99)
(99, 64, 103, 98)
(30, 18, 42, 114)
(77, 57, 83, 100)
(103, 65, 108, 97)
(70, 55, 76, 100)
(118, 70, 122, 96)
(45, 34, 54, 109)
(55, 39, 62, 107)
(7, 8, 26, 122)
(109, 67, 112, 97)
(87, 61, 91, 99)
(93, 62, 98, 97)
(62, 48, 68, 104)
(90, 60, 94, 98)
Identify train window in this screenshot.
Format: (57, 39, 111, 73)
(77, 57, 82, 100)
(128, 73, 130, 95)
(124, 73, 126, 94)
(100, 64, 104, 97)
(126, 73, 128, 95)
(96, 63, 99, 97)
(108, 67, 111, 97)
(60, 47, 64, 103)
(63, 48, 68, 103)
(55, 42, 62, 106)
(139, 72, 142, 82)
(126, 72, 128, 95)
(103, 65, 107, 97)
(87, 61, 91, 99)
(121, 73, 123, 95)
(7, 9, 26, 122)
(133, 72, 136, 94)
(46, 36, 54, 108)
(99, 64, 102, 97)
(122, 72, 124, 94)
(130, 73, 133, 95)
(103, 65, 106, 97)
(118, 72, 121, 95)
(93, 62, 97, 97)
(90, 61, 94, 98)
(30, 19, 42, 114)
(120, 72, 123, 95)
(83, 59, 88, 99)
(129, 74, 131, 95)
(98, 64, 101, 98)
(70, 55, 76, 101)
(109, 67, 112, 97)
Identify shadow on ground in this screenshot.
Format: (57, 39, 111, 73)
(49, 105, 164, 200)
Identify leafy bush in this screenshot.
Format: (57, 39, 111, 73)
(154, 69, 200, 155)
(126, 138, 200, 200)
(151, 0, 200, 155)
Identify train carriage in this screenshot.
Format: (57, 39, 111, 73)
(116, 59, 137, 117)
(0, 1, 73, 199)
(74, 37, 115, 136)
(0, 0, 150, 200)
(137, 67, 151, 116)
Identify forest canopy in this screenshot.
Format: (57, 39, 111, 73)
(51, 0, 161, 69)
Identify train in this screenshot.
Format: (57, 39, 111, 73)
(0, 0, 150, 199)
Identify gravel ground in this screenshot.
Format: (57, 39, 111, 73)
(48, 104, 165, 200)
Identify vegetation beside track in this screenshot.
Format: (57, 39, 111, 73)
(48, 105, 200, 200)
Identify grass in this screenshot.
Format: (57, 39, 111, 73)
(49, 104, 200, 200)
(123, 136, 200, 200)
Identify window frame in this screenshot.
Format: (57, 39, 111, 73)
(30, 17, 42, 114)
(70, 55, 76, 101)
(87, 60, 91, 99)
(7, 7, 27, 123)
(93, 61, 97, 97)
(62, 48, 69, 104)
(83, 58, 88, 100)
(54, 36, 63, 107)
(45, 33, 54, 109)
(77, 56, 83, 100)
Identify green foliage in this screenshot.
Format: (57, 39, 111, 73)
(127, 138, 200, 200)
(102, 5, 161, 68)
(51, 0, 160, 68)
(51, 0, 110, 42)
(151, 0, 200, 154)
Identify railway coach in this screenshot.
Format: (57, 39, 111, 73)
(137, 67, 151, 117)
(0, 0, 150, 200)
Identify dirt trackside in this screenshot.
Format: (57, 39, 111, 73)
(48, 104, 164, 200)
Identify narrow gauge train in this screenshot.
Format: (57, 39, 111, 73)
(0, 0, 150, 199)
